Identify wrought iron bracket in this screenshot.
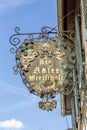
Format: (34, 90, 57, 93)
(9, 26, 58, 54)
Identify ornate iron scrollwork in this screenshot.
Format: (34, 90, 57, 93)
(10, 26, 76, 111)
(10, 26, 57, 53)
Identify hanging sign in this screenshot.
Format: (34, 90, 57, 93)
(16, 40, 65, 97)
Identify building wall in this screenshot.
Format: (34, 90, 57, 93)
(57, 0, 87, 130)
(80, 0, 87, 129)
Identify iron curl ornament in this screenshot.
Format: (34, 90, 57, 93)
(10, 26, 76, 111)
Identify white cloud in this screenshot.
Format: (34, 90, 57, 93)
(0, 119, 24, 129)
(0, 0, 36, 12)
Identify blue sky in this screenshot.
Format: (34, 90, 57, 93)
(0, 0, 72, 130)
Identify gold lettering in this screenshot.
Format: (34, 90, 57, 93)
(51, 69, 54, 73)
(40, 60, 52, 65)
(40, 60, 44, 65)
(48, 60, 52, 65)
(54, 76, 58, 81)
(36, 76, 38, 81)
(39, 76, 42, 81)
(50, 76, 54, 81)
(45, 60, 48, 64)
(42, 68, 46, 74)
(56, 69, 60, 74)
(47, 76, 50, 80)
(29, 75, 35, 82)
(42, 75, 45, 80)
(33, 67, 40, 74)
(47, 68, 50, 74)
(44, 75, 48, 81)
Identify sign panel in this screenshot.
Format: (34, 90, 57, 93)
(17, 41, 65, 96)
